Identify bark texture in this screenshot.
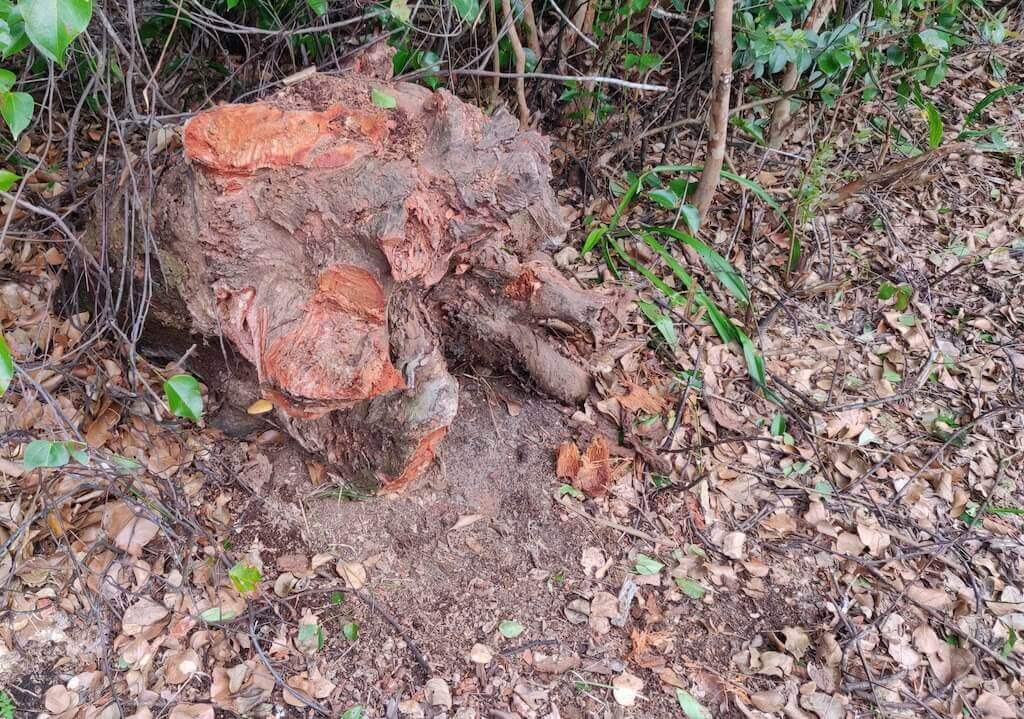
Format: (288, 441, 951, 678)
(151, 58, 613, 491)
(693, 0, 734, 222)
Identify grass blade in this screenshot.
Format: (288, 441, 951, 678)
(637, 300, 678, 346)
(644, 226, 750, 304)
(959, 84, 1024, 135)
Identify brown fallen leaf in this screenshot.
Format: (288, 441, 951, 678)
(44, 685, 78, 713)
(121, 598, 169, 636)
(164, 649, 201, 684)
(976, 692, 1017, 718)
(617, 381, 665, 414)
(611, 672, 644, 706)
(555, 441, 581, 479)
(336, 561, 367, 590)
(85, 405, 121, 448)
(530, 649, 580, 674)
(925, 643, 974, 685)
(169, 704, 214, 719)
(575, 435, 611, 497)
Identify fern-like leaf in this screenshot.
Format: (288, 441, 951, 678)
(0, 689, 15, 719)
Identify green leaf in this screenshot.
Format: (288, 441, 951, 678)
(959, 84, 1024, 135)
(770, 413, 786, 436)
(342, 621, 359, 641)
(498, 619, 524, 638)
(645, 226, 750, 304)
(678, 204, 700, 234)
(1001, 628, 1018, 658)
(637, 300, 677, 346)
(340, 707, 364, 719)
(200, 606, 237, 623)
(558, 483, 584, 499)
(299, 621, 326, 650)
(329, 590, 345, 605)
(817, 50, 840, 75)
(370, 87, 396, 109)
(0, 168, 17, 191)
(452, 0, 480, 22)
(737, 330, 766, 388)
(730, 115, 766, 145)
(66, 441, 88, 464)
(988, 506, 1024, 516)
(110, 454, 142, 473)
(389, 0, 410, 23)
(0, 90, 32, 139)
(634, 553, 664, 575)
(0, 333, 13, 395)
(163, 374, 203, 420)
(23, 439, 70, 469)
(0, 689, 13, 719)
(21, 0, 92, 66)
(228, 563, 262, 594)
(924, 101, 943, 149)
(581, 224, 609, 255)
(917, 28, 948, 55)
(648, 187, 680, 209)
(676, 689, 711, 719)
(307, 0, 327, 15)
(675, 577, 706, 599)
(0, 68, 12, 92)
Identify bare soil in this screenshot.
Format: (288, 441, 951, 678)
(210, 375, 832, 717)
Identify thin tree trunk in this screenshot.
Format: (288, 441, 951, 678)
(768, 0, 836, 147)
(522, 1, 542, 60)
(501, 0, 530, 127)
(488, 0, 501, 109)
(693, 0, 734, 223)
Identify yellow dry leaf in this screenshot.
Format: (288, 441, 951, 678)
(336, 561, 366, 590)
(247, 399, 274, 415)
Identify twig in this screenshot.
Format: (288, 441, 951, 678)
(353, 588, 432, 677)
(249, 616, 332, 715)
(547, 0, 598, 49)
(446, 68, 668, 92)
(500, 638, 561, 656)
(557, 497, 678, 546)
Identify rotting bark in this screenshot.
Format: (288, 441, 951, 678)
(147, 52, 617, 492)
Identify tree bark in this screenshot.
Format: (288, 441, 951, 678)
(693, 0, 734, 223)
(146, 53, 614, 492)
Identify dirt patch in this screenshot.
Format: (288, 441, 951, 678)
(214, 377, 831, 717)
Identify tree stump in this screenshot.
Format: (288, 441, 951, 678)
(151, 57, 613, 491)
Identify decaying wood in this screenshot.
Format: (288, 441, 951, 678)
(147, 53, 616, 491)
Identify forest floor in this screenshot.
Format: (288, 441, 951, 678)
(1, 47, 1023, 719)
